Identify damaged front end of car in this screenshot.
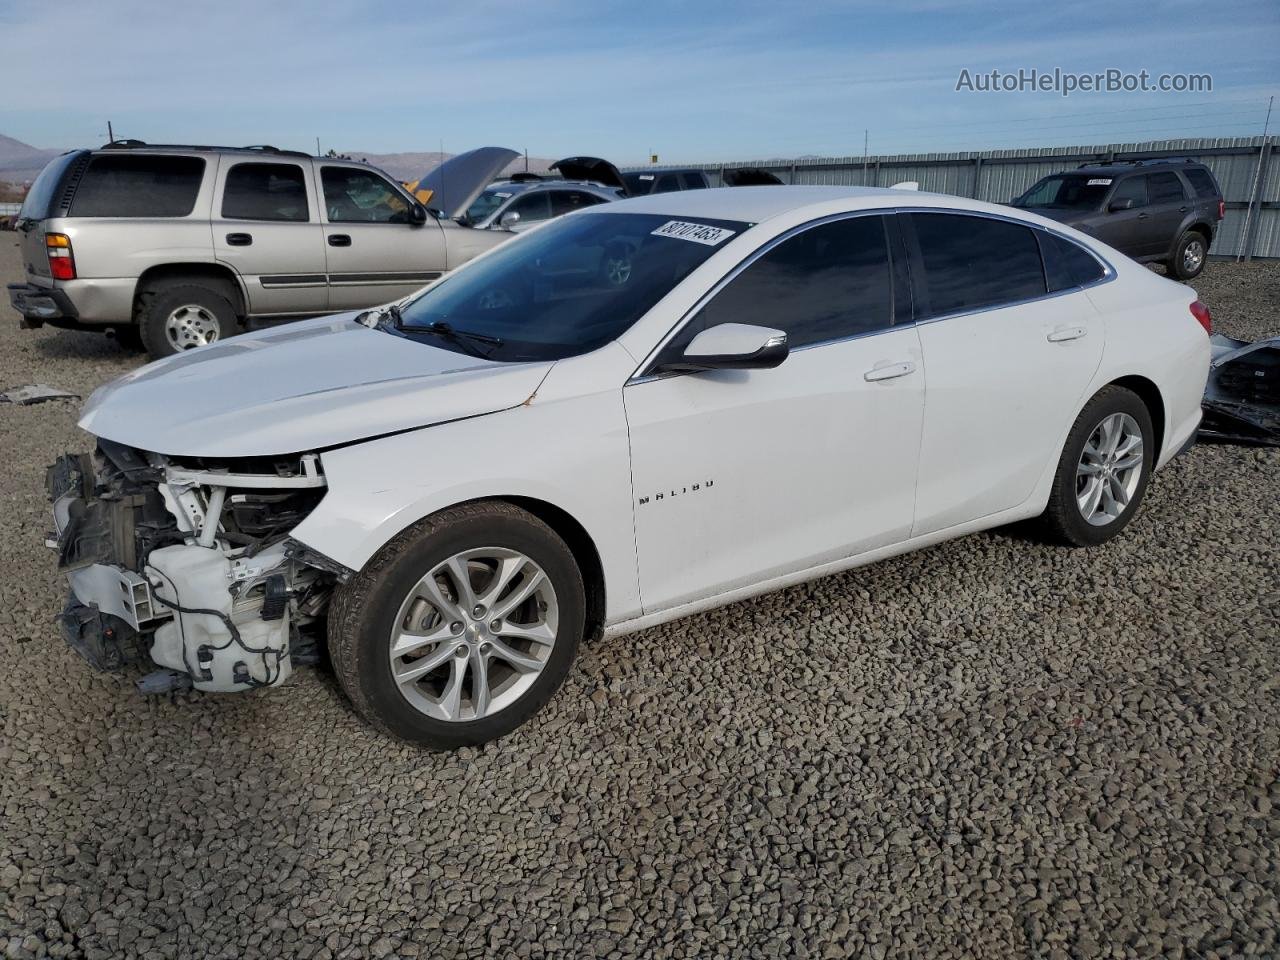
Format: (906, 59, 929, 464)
(47, 439, 348, 694)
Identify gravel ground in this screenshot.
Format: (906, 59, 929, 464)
(0, 234, 1277, 960)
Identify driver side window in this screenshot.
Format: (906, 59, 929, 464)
(655, 214, 895, 368)
(321, 167, 410, 223)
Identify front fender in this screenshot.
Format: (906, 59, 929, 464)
(290, 388, 642, 623)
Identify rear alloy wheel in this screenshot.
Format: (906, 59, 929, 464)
(1169, 230, 1208, 281)
(1041, 386, 1153, 547)
(329, 502, 585, 748)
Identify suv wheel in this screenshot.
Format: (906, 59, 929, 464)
(329, 501, 586, 749)
(1169, 230, 1208, 281)
(136, 283, 238, 358)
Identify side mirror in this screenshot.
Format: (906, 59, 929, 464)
(1108, 197, 1135, 213)
(408, 203, 428, 225)
(659, 323, 789, 373)
(500, 210, 522, 229)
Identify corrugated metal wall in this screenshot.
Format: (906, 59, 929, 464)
(629, 137, 1279, 259)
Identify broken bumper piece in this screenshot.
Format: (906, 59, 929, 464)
(1202, 334, 1280, 446)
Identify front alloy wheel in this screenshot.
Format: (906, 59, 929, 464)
(389, 548, 559, 723)
(329, 501, 585, 748)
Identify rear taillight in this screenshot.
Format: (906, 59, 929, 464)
(1190, 300, 1212, 335)
(1217, 198, 1225, 221)
(45, 233, 76, 281)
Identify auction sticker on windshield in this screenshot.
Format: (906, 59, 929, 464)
(651, 220, 737, 246)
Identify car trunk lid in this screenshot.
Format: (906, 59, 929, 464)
(549, 156, 629, 194)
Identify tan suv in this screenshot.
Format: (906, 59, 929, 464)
(7, 142, 518, 357)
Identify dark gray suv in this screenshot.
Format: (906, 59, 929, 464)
(1011, 159, 1223, 280)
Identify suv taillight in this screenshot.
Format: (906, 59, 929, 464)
(1217, 198, 1225, 221)
(45, 233, 76, 281)
(1190, 300, 1212, 336)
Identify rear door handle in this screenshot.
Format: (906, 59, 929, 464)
(225, 232, 252, 246)
(863, 360, 916, 382)
(328, 234, 352, 247)
(1047, 325, 1087, 343)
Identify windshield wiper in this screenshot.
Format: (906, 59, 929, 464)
(407, 317, 504, 358)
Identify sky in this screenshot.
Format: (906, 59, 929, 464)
(0, 0, 1277, 164)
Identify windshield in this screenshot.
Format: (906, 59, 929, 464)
(462, 186, 513, 224)
(395, 212, 750, 361)
(1014, 174, 1112, 210)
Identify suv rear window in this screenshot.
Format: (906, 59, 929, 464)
(222, 162, 309, 222)
(1185, 168, 1220, 199)
(69, 155, 205, 218)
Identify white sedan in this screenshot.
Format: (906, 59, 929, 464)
(52, 186, 1211, 748)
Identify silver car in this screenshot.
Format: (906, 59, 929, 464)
(7, 143, 519, 357)
(460, 175, 620, 233)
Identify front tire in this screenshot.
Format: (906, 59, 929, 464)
(329, 502, 585, 749)
(1041, 386, 1154, 547)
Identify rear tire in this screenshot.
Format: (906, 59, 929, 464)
(136, 282, 238, 358)
(1041, 386, 1154, 547)
(1168, 230, 1208, 281)
(329, 501, 585, 749)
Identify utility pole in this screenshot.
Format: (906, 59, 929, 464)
(316, 136, 321, 157)
(1238, 95, 1274, 262)
(524, 148, 528, 173)
(862, 129, 869, 185)
(107, 120, 115, 144)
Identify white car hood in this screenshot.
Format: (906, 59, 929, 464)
(80, 315, 553, 458)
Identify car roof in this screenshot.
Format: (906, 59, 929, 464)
(486, 179, 618, 196)
(594, 185, 1010, 224)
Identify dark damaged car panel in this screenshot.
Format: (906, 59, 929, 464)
(1202, 334, 1280, 446)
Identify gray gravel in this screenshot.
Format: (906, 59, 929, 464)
(1, 233, 1277, 960)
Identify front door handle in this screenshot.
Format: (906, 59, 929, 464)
(328, 234, 352, 247)
(225, 232, 252, 246)
(1047, 325, 1087, 343)
(863, 360, 916, 382)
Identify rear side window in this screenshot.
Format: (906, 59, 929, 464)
(1147, 172, 1186, 204)
(549, 190, 607, 216)
(908, 213, 1046, 318)
(678, 215, 894, 351)
(69, 155, 205, 218)
(1038, 231, 1107, 292)
(1185, 168, 1220, 199)
(19, 151, 83, 220)
(222, 162, 309, 222)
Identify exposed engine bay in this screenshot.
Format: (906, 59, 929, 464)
(48, 439, 345, 694)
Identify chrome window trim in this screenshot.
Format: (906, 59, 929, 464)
(626, 205, 1116, 385)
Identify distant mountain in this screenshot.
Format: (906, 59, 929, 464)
(0, 134, 62, 185)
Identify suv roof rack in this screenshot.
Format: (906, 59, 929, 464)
(506, 171, 546, 182)
(99, 139, 313, 159)
(1077, 157, 1199, 169)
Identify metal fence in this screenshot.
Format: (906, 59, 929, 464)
(0, 202, 21, 217)
(631, 137, 1280, 260)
